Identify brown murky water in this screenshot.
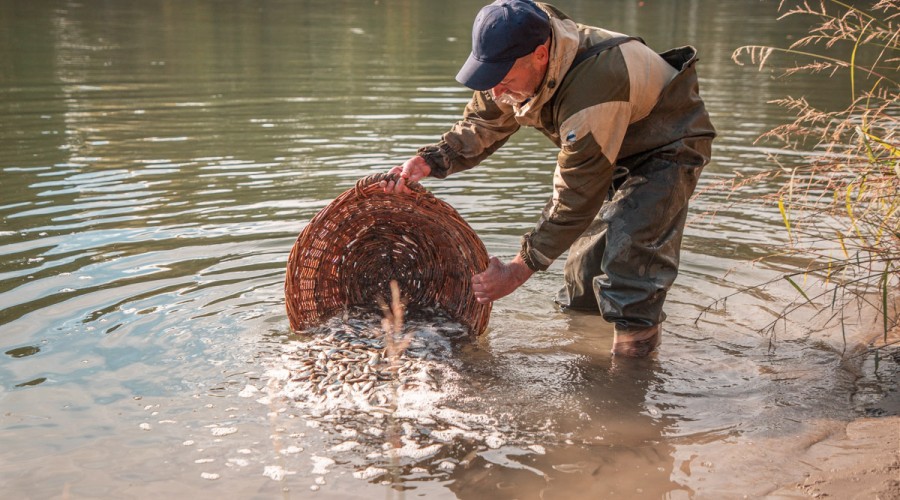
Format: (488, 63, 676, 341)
(1, 1, 896, 498)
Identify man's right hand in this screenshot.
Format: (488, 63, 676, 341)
(381, 156, 432, 194)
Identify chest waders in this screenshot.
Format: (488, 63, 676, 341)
(554, 39, 712, 340)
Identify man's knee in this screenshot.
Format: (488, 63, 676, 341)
(555, 282, 600, 311)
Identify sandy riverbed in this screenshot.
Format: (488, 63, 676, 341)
(772, 415, 899, 499)
(774, 323, 900, 500)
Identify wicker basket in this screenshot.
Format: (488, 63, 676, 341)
(285, 172, 491, 336)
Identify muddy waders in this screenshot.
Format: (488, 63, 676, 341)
(555, 143, 709, 356)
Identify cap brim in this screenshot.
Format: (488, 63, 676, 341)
(455, 52, 515, 91)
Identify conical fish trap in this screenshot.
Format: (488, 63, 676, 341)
(285, 173, 491, 336)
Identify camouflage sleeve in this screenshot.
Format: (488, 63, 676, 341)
(416, 91, 520, 179)
(519, 126, 618, 271)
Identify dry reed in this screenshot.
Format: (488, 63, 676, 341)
(722, 0, 898, 357)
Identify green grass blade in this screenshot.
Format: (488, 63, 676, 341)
(784, 275, 817, 309)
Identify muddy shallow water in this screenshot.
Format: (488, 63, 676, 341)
(1, 0, 897, 498)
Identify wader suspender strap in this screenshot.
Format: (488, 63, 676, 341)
(551, 35, 646, 112)
(565, 36, 645, 79)
(559, 36, 645, 200)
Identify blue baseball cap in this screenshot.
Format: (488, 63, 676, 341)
(455, 0, 551, 91)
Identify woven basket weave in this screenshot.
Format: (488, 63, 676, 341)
(285, 172, 491, 336)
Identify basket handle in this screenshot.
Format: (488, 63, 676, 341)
(354, 172, 428, 197)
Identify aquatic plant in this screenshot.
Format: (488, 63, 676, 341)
(729, 0, 899, 354)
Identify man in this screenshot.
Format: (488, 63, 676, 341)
(383, 0, 715, 357)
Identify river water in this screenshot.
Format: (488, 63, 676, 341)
(1, 1, 896, 498)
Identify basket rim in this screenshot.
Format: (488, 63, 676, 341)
(284, 172, 492, 336)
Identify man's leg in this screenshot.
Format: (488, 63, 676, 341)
(556, 217, 607, 311)
(595, 155, 704, 355)
(556, 166, 634, 311)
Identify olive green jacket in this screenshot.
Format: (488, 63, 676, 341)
(417, 3, 716, 272)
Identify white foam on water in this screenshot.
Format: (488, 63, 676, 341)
(263, 465, 295, 481)
(387, 436, 443, 460)
(330, 440, 359, 452)
(485, 433, 505, 449)
(437, 460, 457, 472)
(210, 427, 237, 436)
(251, 313, 555, 480)
(264, 368, 291, 381)
(353, 466, 388, 480)
(310, 455, 335, 475)
(527, 444, 546, 455)
(430, 427, 476, 442)
(239, 385, 259, 397)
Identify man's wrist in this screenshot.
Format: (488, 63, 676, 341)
(517, 247, 547, 273)
(416, 141, 462, 179)
(511, 253, 537, 280)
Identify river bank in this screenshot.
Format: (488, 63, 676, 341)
(776, 324, 900, 499)
(772, 415, 899, 499)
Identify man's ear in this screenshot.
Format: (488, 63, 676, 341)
(534, 40, 550, 64)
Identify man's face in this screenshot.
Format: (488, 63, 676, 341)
(490, 47, 546, 106)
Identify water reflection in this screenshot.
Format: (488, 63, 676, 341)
(445, 353, 682, 500)
(252, 311, 681, 499)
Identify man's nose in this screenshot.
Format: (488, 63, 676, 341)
(491, 84, 507, 99)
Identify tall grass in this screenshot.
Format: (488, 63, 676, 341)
(730, 0, 899, 352)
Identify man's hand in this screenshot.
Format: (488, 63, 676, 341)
(381, 156, 432, 194)
(472, 254, 534, 304)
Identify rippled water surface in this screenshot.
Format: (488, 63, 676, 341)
(1, 1, 894, 498)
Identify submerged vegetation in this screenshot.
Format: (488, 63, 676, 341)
(728, 1, 899, 348)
